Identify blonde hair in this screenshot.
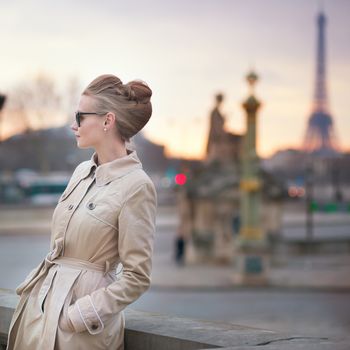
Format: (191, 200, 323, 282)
(83, 74, 152, 142)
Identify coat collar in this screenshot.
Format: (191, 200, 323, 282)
(80, 149, 143, 186)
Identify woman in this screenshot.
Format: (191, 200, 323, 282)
(7, 74, 157, 350)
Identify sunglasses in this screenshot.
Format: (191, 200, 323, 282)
(75, 111, 106, 127)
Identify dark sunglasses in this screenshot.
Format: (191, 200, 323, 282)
(75, 111, 106, 127)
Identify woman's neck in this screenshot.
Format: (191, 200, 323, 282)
(95, 143, 128, 165)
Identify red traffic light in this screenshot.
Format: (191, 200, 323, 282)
(175, 173, 187, 186)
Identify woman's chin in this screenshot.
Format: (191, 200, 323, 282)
(76, 140, 89, 149)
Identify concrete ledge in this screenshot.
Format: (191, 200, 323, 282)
(0, 289, 347, 349)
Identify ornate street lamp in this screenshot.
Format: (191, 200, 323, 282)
(233, 71, 269, 285)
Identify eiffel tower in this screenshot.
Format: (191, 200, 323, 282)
(303, 11, 339, 156)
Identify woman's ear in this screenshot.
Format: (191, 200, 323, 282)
(105, 112, 116, 126)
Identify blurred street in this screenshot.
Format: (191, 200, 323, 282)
(0, 202, 350, 339)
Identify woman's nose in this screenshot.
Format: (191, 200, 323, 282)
(71, 121, 78, 131)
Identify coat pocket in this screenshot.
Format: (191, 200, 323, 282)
(85, 201, 119, 231)
(39, 266, 58, 313)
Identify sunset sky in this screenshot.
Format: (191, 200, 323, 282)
(0, 0, 349, 159)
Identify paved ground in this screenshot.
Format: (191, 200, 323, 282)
(151, 204, 350, 291)
(152, 241, 350, 290)
(1, 204, 350, 291)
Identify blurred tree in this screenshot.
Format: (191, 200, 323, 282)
(4, 73, 81, 172)
(63, 76, 82, 125)
(10, 73, 61, 129)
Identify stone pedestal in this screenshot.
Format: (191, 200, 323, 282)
(232, 240, 270, 285)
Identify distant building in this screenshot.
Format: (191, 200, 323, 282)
(131, 133, 167, 174)
(262, 149, 308, 179)
(0, 126, 167, 174)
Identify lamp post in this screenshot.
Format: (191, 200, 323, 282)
(233, 71, 268, 285)
(0, 94, 6, 142)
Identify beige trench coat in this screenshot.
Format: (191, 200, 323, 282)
(7, 149, 157, 350)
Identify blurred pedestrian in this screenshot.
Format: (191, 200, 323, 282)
(7, 74, 157, 350)
(175, 234, 186, 266)
(232, 213, 241, 236)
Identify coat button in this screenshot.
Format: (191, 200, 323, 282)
(88, 202, 96, 210)
(91, 324, 98, 330)
(68, 204, 74, 210)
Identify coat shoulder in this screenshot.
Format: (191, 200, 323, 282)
(119, 168, 156, 200)
(127, 168, 155, 189)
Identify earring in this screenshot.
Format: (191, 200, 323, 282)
(103, 128, 107, 132)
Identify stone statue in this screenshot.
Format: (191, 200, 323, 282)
(206, 93, 226, 161)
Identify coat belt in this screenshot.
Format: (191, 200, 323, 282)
(54, 256, 115, 275)
(16, 237, 116, 297)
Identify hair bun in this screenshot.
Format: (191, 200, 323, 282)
(83, 74, 152, 143)
(120, 81, 152, 104)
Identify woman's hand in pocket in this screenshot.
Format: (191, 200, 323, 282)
(59, 310, 75, 333)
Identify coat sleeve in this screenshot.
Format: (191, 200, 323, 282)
(67, 181, 157, 334)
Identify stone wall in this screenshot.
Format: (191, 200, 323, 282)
(0, 289, 347, 350)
